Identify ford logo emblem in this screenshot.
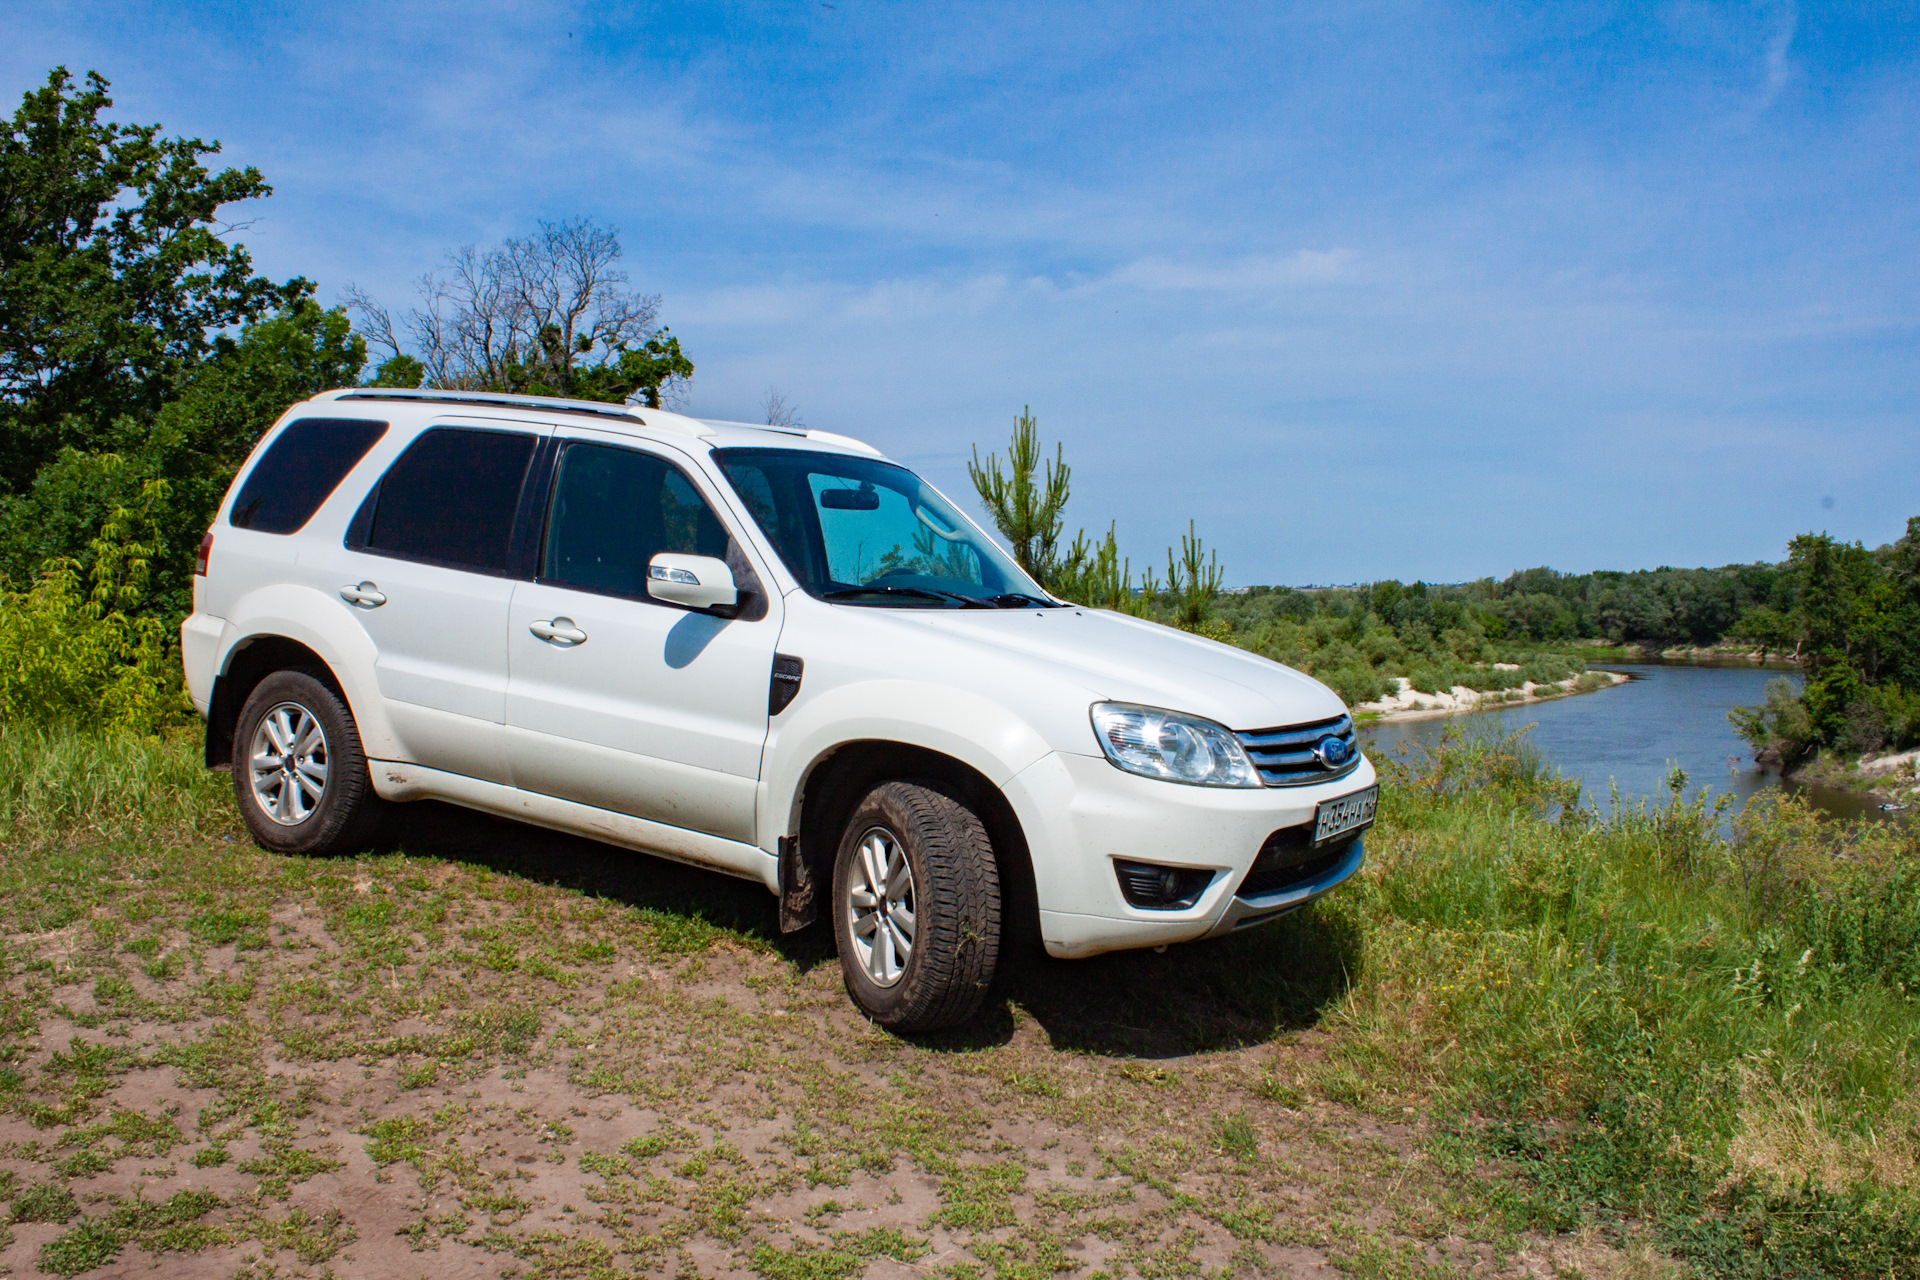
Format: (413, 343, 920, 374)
(1314, 735, 1354, 769)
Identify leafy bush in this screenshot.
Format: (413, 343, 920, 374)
(1730, 676, 1818, 762)
(0, 482, 188, 736)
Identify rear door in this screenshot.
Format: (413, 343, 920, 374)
(503, 432, 782, 844)
(306, 419, 551, 784)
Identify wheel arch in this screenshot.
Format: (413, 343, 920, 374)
(206, 636, 348, 768)
(791, 740, 1040, 954)
(204, 586, 396, 769)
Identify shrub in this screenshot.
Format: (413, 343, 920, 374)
(0, 482, 189, 736)
(1729, 677, 1818, 763)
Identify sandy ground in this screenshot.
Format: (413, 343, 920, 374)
(1354, 671, 1630, 724)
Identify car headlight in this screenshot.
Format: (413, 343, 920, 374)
(1089, 702, 1261, 788)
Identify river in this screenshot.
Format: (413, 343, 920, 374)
(1359, 662, 1901, 825)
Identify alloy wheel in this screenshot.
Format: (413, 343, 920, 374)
(846, 825, 916, 987)
(248, 701, 330, 825)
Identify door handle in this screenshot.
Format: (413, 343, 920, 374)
(340, 581, 387, 608)
(530, 617, 587, 646)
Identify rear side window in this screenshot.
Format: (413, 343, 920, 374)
(228, 418, 388, 534)
(348, 427, 538, 575)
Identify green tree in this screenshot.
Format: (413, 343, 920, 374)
(968, 407, 1071, 585)
(969, 409, 1216, 624)
(1729, 520, 1920, 758)
(0, 302, 366, 619)
(1166, 520, 1224, 630)
(0, 67, 304, 492)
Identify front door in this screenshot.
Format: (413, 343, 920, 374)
(504, 433, 782, 844)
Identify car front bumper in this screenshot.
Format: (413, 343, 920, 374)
(1002, 749, 1375, 959)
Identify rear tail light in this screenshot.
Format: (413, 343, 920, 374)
(195, 531, 214, 576)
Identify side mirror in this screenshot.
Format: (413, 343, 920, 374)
(647, 553, 739, 612)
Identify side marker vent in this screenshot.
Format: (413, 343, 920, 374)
(769, 654, 804, 715)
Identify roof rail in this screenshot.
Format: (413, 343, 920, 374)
(324, 388, 648, 426)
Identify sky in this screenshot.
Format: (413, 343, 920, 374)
(8, 1, 1918, 586)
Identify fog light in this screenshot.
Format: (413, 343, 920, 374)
(1114, 860, 1213, 910)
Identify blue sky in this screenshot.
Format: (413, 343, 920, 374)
(9, 2, 1918, 585)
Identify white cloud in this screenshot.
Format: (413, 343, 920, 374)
(1102, 249, 1356, 293)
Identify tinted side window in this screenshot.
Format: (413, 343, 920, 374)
(542, 443, 732, 600)
(229, 418, 388, 534)
(351, 428, 537, 575)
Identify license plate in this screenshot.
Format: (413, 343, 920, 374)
(1312, 786, 1378, 847)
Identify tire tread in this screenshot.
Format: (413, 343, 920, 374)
(835, 780, 1001, 1032)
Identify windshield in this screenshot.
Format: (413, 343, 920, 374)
(712, 448, 1054, 607)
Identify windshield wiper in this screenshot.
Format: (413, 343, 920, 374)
(986, 593, 1055, 609)
(821, 585, 992, 608)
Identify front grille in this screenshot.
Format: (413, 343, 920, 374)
(1235, 713, 1362, 787)
(1236, 824, 1352, 899)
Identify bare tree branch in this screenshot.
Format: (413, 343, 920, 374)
(763, 386, 803, 428)
(341, 284, 400, 358)
(347, 218, 678, 402)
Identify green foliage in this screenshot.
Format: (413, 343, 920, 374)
(1166, 519, 1223, 630)
(1050, 522, 1158, 616)
(365, 352, 424, 388)
(749, 1241, 863, 1280)
(0, 481, 187, 733)
(1344, 730, 1920, 1278)
(968, 408, 1206, 624)
(0, 724, 232, 845)
(1729, 517, 1920, 758)
(38, 1217, 120, 1275)
(0, 300, 367, 621)
(1729, 677, 1817, 761)
(0, 68, 302, 494)
(968, 407, 1072, 585)
(568, 329, 695, 408)
(10, 1180, 78, 1223)
(1194, 589, 1583, 708)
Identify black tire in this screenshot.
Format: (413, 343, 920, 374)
(831, 781, 1001, 1032)
(232, 668, 386, 856)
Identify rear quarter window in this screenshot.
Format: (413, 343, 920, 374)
(228, 418, 389, 534)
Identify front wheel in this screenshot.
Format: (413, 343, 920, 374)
(832, 781, 1001, 1032)
(232, 668, 386, 856)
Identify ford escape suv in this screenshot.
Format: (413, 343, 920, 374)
(184, 388, 1376, 1031)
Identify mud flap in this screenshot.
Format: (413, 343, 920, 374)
(778, 835, 816, 933)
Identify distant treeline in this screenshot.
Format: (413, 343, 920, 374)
(1174, 563, 1783, 708)
(1216, 562, 1785, 650)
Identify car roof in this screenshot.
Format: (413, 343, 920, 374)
(308, 388, 885, 460)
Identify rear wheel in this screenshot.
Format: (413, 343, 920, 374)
(233, 669, 385, 856)
(832, 781, 1000, 1031)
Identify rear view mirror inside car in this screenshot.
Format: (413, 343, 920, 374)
(818, 485, 880, 510)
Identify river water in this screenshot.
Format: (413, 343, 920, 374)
(1359, 662, 1898, 824)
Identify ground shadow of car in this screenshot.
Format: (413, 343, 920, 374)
(377, 800, 1361, 1059)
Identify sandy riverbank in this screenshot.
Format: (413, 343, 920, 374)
(1353, 670, 1630, 725)
(1803, 746, 1920, 806)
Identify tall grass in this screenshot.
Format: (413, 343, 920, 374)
(0, 725, 234, 845)
(1340, 726, 1920, 1276)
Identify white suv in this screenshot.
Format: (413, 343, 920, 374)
(183, 389, 1375, 1030)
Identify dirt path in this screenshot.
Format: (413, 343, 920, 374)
(0, 805, 1635, 1278)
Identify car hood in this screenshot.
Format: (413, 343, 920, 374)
(887, 606, 1346, 732)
